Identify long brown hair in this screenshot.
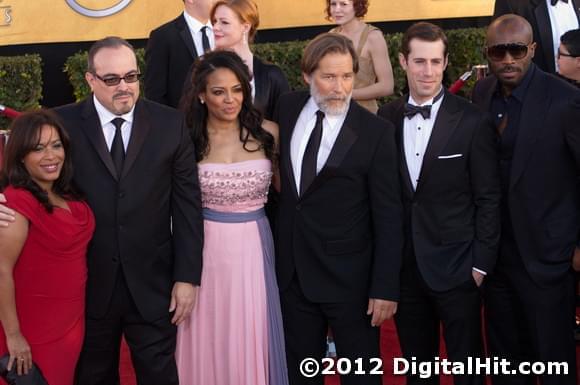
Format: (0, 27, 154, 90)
(0, 110, 82, 212)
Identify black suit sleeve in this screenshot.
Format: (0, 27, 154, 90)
(266, 66, 290, 120)
(144, 29, 170, 106)
(469, 114, 501, 273)
(564, 95, 580, 247)
(170, 116, 204, 284)
(368, 123, 404, 301)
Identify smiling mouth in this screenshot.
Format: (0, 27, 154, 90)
(40, 164, 59, 172)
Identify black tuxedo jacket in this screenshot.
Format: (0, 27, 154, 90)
(493, 0, 580, 74)
(378, 92, 501, 291)
(253, 57, 290, 120)
(275, 91, 404, 302)
(145, 14, 199, 108)
(53, 97, 203, 321)
(472, 69, 580, 286)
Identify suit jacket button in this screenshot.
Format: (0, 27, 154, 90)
(112, 257, 118, 262)
(118, 191, 125, 198)
(296, 204, 301, 211)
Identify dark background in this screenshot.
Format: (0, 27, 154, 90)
(0, 16, 489, 108)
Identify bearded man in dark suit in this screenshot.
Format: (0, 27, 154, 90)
(275, 33, 403, 385)
(4, 37, 203, 385)
(472, 14, 580, 385)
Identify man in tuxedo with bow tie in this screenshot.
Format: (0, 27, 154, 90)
(472, 15, 580, 385)
(378, 22, 501, 385)
(275, 33, 403, 385)
(145, 0, 215, 107)
(493, 0, 580, 74)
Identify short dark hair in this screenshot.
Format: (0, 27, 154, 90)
(87, 36, 135, 73)
(325, 0, 369, 21)
(561, 29, 580, 57)
(180, 50, 275, 163)
(401, 22, 448, 59)
(301, 33, 359, 76)
(1, 110, 82, 212)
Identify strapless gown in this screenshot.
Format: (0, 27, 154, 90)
(176, 159, 288, 385)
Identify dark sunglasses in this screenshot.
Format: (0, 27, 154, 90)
(93, 72, 141, 86)
(485, 43, 530, 61)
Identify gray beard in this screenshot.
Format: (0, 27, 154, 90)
(310, 82, 352, 116)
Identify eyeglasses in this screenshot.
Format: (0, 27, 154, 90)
(557, 50, 578, 59)
(93, 72, 141, 86)
(485, 43, 530, 61)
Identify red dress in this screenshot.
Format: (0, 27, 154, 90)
(0, 186, 95, 385)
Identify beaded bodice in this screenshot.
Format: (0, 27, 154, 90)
(198, 159, 272, 213)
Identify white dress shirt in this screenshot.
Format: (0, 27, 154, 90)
(183, 11, 215, 56)
(93, 95, 134, 152)
(547, 0, 579, 71)
(290, 97, 347, 192)
(403, 91, 444, 191)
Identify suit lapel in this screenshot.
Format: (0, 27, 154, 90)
(534, 0, 556, 73)
(416, 94, 463, 195)
(510, 70, 544, 190)
(573, 0, 580, 22)
(177, 15, 198, 60)
(283, 93, 310, 201)
(81, 98, 118, 181)
(122, 101, 151, 179)
(253, 57, 267, 112)
(301, 102, 359, 198)
(393, 99, 414, 198)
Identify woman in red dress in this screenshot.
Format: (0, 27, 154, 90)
(0, 110, 95, 385)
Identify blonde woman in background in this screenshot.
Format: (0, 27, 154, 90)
(327, 0, 394, 113)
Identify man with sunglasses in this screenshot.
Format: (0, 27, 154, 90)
(472, 14, 580, 385)
(557, 28, 580, 87)
(0, 36, 204, 385)
(493, 0, 580, 74)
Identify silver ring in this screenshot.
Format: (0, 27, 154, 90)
(65, 0, 132, 18)
(18, 357, 24, 361)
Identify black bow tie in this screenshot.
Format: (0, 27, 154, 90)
(551, 0, 568, 5)
(403, 104, 432, 119)
(403, 88, 445, 119)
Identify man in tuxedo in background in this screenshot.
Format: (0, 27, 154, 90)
(493, 0, 580, 73)
(275, 33, 403, 385)
(144, 0, 215, 107)
(378, 22, 501, 385)
(472, 14, 580, 385)
(557, 28, 580, 86)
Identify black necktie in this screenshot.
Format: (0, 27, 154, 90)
(300, 110, 325, 196)
(403, 88, 444, 119)
(111, 118, 125, 177)
(201, 26, 211, 53)
(551, 0, 568, 5)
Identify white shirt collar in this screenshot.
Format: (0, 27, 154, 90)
(93, 94, 135, 127)
(303, 96, 349, 128)
(183, 11, 212, 34)
(408, 87, 445, 107)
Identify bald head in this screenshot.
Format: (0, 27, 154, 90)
(487, 14, 533, 46)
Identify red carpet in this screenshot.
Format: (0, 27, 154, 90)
(120, 316, 580, 384)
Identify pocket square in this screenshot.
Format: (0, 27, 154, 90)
(437, 154, 463, 159)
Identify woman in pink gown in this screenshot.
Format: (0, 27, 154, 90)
(176, 50, 288, 385)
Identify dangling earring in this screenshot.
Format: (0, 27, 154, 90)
(199, 98, 205, 104)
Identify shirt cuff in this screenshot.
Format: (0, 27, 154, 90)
(472, 267, 487, 275)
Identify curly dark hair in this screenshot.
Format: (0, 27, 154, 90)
(325, 0, 369, 21)
(180, 50, 276, 164)
(0, 109, 83, 212)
